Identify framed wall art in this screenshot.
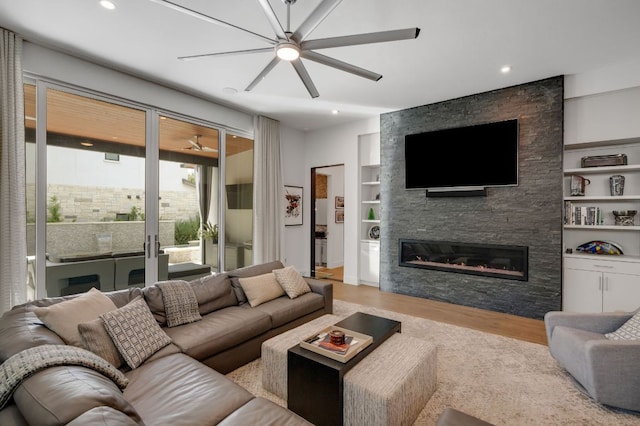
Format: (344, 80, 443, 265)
(335, 196, 344, 208)
(335, 209, 344, 223)
(284, 185, 303, 226)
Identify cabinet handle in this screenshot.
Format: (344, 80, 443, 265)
(604, 276, 609, 291)
(593, 265, 614, 269)
(598, 275, 602, 291)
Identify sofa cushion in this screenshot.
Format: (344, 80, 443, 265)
(0, 307, 64, 363)
(124, 353, 254, 425)
(273, 266, 311, 299)
(100, 297, 172, 369)
(142, 285, 168, 326)
(228, 260, 285, 305)
(144, 275, 238, 325)
(605, 311, 640, 340)
(155, 280, 202, 327)
(33, 287, 117, 347)
(238, 273, 285, 307)
(66, 406, 142, 426)
(190, 273, 238, 315)
(163, 306, 271, 361)
(13, 366, 143, 426)
(78, 317, 125, 369)
(253, 292, 325, 328)
(218, 397, 312, 426)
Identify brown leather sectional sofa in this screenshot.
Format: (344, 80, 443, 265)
(0, 260, 332, 425)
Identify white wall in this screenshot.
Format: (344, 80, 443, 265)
(23, 43, 253, 134)
(281, 125, 308, 274)
(298, 118, 380, 284)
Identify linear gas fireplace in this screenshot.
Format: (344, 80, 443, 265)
(399, 239, 528, 281)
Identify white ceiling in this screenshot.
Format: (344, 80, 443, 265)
(1, 0, 640, 131)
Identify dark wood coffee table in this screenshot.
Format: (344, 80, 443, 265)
(287, 312, 401, 426)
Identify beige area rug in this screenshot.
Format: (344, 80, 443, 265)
(226, 300, 640, 426)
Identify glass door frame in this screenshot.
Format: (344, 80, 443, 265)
(32, 79, 160, 298)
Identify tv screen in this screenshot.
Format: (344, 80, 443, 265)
(404, 119, 519, 190)
(226, 183, 253, 209)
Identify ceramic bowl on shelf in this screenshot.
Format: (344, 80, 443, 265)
(368, 225, 380, 240)
(612, 210, 637, 226)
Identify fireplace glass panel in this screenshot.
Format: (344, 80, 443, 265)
(399, 239, 528, 281)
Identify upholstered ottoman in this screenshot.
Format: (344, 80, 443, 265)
(343, 334, 437, 426)
(436, 407, 494, 426)
(261, 314, 341, 399)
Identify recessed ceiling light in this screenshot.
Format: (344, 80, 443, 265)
(81, 141, 94, 147)
(331, 110, 339, 115)
(222, 87, 238, 95)
(501, 65, 512, 74)
(100, 0, 116, 10)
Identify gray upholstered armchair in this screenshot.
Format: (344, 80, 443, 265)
(544, 310, 640, 412)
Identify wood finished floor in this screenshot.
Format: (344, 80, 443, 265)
(329, 280, 548, 346)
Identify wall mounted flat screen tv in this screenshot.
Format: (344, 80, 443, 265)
(405, 119, 519, 190)
(226, 183, 253, 209)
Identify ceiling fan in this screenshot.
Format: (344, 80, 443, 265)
(149, 0, 420, 98)
(185, 135, 218, 152)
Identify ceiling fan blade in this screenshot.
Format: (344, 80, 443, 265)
(300, 50, 381, 81)
(187, 139, 201, 149)
(202, 146, 219, 152)
(256, 0, 288, 40)
(291, 59, 320, 98)
(245, 56, 281, 91)
(148, 0, 275, 45)
(179, 47, 273, 61)
(301, 28, 420, 50)
(292, 0, 343, 42)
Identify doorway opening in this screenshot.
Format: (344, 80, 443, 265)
(310, 164, 345, 281)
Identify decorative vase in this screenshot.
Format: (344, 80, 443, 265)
(368, 207, 375, 220)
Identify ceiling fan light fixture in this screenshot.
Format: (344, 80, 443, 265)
(276, 43, 300, 61)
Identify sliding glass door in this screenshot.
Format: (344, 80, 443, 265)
(25, 81, 255, 299)
(158, 115, 220, 271)
(40, 86, 156, 296)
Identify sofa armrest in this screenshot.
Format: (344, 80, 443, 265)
(305, 278, 333, 314)
(586, 339, 640, 409)
(544, 311, 633, 342)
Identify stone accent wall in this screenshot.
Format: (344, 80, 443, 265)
(379, 76, 564, 319)
(27, 184, 198, 223)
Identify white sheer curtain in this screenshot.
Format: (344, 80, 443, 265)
(252, 115, 284, 264)
(0, 28, 27, 314)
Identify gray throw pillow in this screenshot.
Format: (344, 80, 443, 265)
(100, 296, 172, 369)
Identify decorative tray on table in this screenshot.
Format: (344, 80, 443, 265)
(299, 325, 373, 363)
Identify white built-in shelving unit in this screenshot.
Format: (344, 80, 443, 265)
(562, 86, 640, 312)
(358, 133, 381, 286)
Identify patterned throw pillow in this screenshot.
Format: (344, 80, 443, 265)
(605, 311, 640, 340)
(33, 287, 117, 347)
(78, 318, 125, 369)
(100, 296, 172, 369)
(238, 272, 285, 307)
(273, 266, 311, 299)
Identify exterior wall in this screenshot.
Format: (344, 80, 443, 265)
(28, 220, 175, 257)
(379, 76, 564, 319)
(27, 183, 197, 223)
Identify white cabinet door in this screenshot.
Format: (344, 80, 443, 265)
(603, 272, 640, 312)
(360, 242, 380, 285)
(563, 268, 602, 312)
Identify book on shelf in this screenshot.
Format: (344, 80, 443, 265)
(564, 202, 604, 225)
